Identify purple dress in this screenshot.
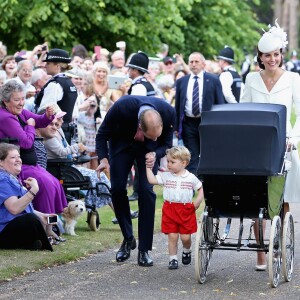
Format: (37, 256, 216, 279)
(0, 108, 67, 214)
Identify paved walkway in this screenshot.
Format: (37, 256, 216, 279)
(0, 204, 299, 300)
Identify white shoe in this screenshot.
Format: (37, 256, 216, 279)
(255, 264, 267, 271)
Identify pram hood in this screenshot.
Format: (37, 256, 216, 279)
(198, 103, 286, 176)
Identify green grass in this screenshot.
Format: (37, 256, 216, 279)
(0, 186, 164, 281)
(0, 185, 204, 282)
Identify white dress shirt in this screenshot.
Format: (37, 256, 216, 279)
(219, 66, 238, 103)
(185, 71, 204, 117)
(39, 73, 64, 110)
(130, 75, 147, 96)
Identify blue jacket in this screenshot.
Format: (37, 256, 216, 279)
(96, 95, 176, 160)
(175, 72, 225, 136)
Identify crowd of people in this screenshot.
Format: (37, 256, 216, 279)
(0, 19, 299, 273)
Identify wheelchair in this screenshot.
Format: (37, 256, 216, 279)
(195, 103, 294, 288)
(47, 154, 111, 232)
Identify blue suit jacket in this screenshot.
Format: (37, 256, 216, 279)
(175, 72, 225, 136)
(96, 95, 176, 160)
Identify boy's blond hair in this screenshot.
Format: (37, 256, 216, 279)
(166, 146, 191, 164)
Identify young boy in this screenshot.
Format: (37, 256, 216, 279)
(146, 146, 204, 269)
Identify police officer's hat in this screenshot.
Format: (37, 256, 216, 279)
(43, 48, 72, 63)
(126, 51, 149, 73)
(217, 46, 235, 64)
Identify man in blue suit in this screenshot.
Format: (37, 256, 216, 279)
(96, 95, 175, 266)
(175, 52, 225, 175)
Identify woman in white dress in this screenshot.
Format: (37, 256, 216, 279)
(240, 20, 300, 270)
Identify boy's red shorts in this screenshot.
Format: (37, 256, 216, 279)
(161, 201, 197, 234)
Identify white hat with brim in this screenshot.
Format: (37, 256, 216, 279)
(257, 19, 288, 53)
(258, 33, 283, 53)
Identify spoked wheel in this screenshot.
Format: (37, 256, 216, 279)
(282, 212, 294, 282)
(268, 215, 282, 288)
(87, 210, 100, 231)
(195, 212, 213, 284)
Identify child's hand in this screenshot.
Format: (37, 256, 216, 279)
(193, 202, 200, 210)
(145, 152, 156, 168)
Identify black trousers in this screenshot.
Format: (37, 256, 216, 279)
(110, 144, 158, 251)
(0, 213, 52, 251)
(182, 116, 201, 175)
(132, 160, 139, 194)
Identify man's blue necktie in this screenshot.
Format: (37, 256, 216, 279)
(192, 76, 200, 116)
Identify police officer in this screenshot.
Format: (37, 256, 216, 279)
(35, 48, 77, 124)
(286, 50, 300, 74)
(217, 46, 242, 103)
(126, 51, 155, 96)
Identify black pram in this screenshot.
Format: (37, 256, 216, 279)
(194, 103, 294, 288)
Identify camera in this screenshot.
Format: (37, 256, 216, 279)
(47, 215, 58, 224)
(41, 45, 47, 51)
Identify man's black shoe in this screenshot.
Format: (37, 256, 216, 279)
(128, 193, 138, 201)
(138, 250, 153, 267)
(116, 237, 136, 262)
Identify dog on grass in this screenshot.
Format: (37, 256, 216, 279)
(62, 200, 86, 235)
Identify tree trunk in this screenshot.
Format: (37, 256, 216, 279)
(288, 0, 299, 51)
(281, 0, 290, 33)
(274, 0, 284, 23)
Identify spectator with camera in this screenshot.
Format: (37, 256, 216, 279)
(110, 50, 126, 74)
(77, 95, 99, 170)
(0, 143, 53, 251)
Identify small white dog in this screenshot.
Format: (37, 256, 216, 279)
(62, 200, 86, 235)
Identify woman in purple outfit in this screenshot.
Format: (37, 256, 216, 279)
(0, 80, 67, 214)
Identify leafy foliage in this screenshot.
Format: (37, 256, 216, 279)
(177, 0, 263, 61)
(0, 0, 263, 64)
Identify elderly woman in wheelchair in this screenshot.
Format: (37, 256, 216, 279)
(36, 115, 138, 226)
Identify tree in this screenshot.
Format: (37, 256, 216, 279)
(0, 0, 262, 65)
(0, 0, 187, 56)
(176, 0, 263, 62)
(274, 0, 299, 52)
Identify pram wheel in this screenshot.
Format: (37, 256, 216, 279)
(87, 210, 100, 231)
(282, 212, 294, 282)
(268, 216, 282, 288)
(195, 212, 213, 284)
